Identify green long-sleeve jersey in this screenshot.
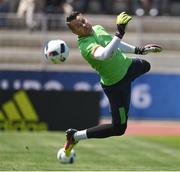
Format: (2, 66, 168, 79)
(78, 25, 132, 86)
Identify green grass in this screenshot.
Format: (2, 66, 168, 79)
(0, 132, 179, 171)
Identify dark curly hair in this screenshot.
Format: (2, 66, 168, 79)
(66, 11, 81, 23)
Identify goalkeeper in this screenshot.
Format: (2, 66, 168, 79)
(64, 11, 162, 154)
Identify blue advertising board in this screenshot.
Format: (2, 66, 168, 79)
(0, 70, 179, 120)
(130, 74, 179, 120)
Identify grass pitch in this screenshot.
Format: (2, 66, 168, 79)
(0, 132, 179, 171)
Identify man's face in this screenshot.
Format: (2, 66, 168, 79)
(68, 15, 93, 37)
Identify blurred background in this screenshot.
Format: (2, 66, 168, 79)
(0, 0, 180, 132)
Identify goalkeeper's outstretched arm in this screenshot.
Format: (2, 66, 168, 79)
(93, 11, 162, 60)
(93, 37, 162, 60)
(117, 41, 163, 54)
(93, 12, 132, 60)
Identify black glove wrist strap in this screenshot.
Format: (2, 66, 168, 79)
(115, 32, 124, 39)
(116, 24, 126, 39)
(135, 47, 145, 54)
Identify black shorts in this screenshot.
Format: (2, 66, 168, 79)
(101, 58, 151, 126)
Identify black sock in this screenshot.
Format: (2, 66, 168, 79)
(87, 124, 115, 138)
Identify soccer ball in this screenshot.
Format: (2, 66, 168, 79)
(44, 39, 69, 64)
(57, 148, 76, 164)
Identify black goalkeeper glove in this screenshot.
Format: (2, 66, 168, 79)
(115, 12, 132, 39)
(135, 44, 162, 55)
